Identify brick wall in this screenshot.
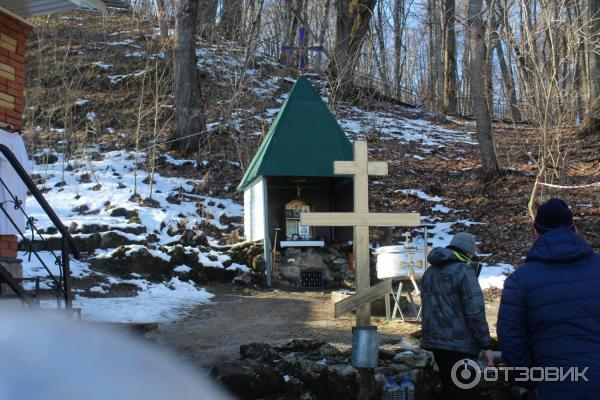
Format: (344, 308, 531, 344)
(0, 11, 31, 131)
(0, 10, 31, 260)
(0, 235, 18, 258)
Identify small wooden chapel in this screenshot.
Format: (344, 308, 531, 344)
(238, 76, 355, 284)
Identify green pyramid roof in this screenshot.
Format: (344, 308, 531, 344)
(238, 76, 353, 191)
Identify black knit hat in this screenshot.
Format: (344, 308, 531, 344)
(534, 198, 574, 234)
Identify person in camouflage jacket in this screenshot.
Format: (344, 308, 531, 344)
(420, 232, 493, 399)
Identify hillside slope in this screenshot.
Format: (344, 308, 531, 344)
(17, 10, 600, 321)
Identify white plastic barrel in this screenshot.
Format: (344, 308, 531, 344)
(375, 244, 427, 279)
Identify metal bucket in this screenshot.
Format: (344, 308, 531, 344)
(351, 326, 379, 368)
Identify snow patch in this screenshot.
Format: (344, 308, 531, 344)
(396, 189, 443, 202)
(478, 264, 515, 289)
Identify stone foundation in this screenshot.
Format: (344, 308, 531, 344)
(273, 245, 355, 288)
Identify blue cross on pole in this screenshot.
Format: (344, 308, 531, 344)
(281, 26, 324, 75)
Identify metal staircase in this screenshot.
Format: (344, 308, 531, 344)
(0, 144, 79, 314)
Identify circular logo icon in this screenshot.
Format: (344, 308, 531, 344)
(450, 358, 481, 389)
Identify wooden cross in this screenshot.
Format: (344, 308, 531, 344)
(300, 141, 421, 325)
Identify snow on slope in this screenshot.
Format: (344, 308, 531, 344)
(22, 250, 214, 323)
(23, 149, 243, 322)
(30, 149, 242, 241)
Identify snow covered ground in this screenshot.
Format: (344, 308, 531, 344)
(339, 107, 477, 149)
(70, 279, 214, 323)
(22, 150, 243, 322)
(20, 250, 215, 323)
(29, 149, 242, 243)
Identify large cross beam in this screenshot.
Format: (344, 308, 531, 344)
(300, 141, 421, 399)
(300, 141, 421, 327)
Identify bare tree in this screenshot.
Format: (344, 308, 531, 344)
(374, 0, 390, 93)
(586, 0, 600, 132)
(280, 0, 306, 66)
(443, 0, 458, 114)
(467, 0, 500, 179)
(331, 0, 378, 93)
(393, 0, 407, 98)
(426, 0, 444, 113)
(432, 0, 444, 114)
(490, 9, 522, 122)
(147, 61, 174, 201)
(198, 0, 217, 38)
(316, 0, 332, 69)
(174, 0, 207, 153)
(155, 0, 170, 42)
(220, 0, 244, 40)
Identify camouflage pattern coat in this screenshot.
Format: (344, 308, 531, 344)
(420, 247, 492, 355)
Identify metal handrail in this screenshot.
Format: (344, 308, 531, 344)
(0, 143, 79, 309)
(0, 144, 79, 258)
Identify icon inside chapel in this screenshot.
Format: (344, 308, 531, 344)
(285, 188, 313, 240)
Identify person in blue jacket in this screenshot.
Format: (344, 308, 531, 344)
(498, 198, 600, 399)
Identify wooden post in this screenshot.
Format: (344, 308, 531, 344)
(353, 141, 370, 328)
(355, 141, 376, 399)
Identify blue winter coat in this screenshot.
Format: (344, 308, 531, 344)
(498, 228, 600, 399)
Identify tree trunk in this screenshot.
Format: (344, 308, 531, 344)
(198, 0, 217, 38)
(154, 0, 169, 41)
(499, 1, 536, 117)
(220, 0, 243, 40)
(587, 0, 600, 132)
(573, 1, 585, 123)
(375, 0, 390, 94)
(443, 0, 458, 114)
(393, 0, 405, 98)
(427, 0, 435, 107)
(316, 0, 332, 69)
(432, 0, 444, 114)
(462, 26, 471, 116)
(491, 11, 521, 122)
(174, 0, 207, 153)
(331, 0, 378, 94)
(467, 0, 500, 179)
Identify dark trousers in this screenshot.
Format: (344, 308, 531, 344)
(432, 349, 478, 400)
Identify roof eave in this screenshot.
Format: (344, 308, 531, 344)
(238, 175, 263, 192)
(0, 0, 107, 19)
(0, 5, 34, 28)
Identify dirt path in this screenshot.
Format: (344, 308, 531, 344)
(148, 284, 419, 369)
(148, 284, 502, 370)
